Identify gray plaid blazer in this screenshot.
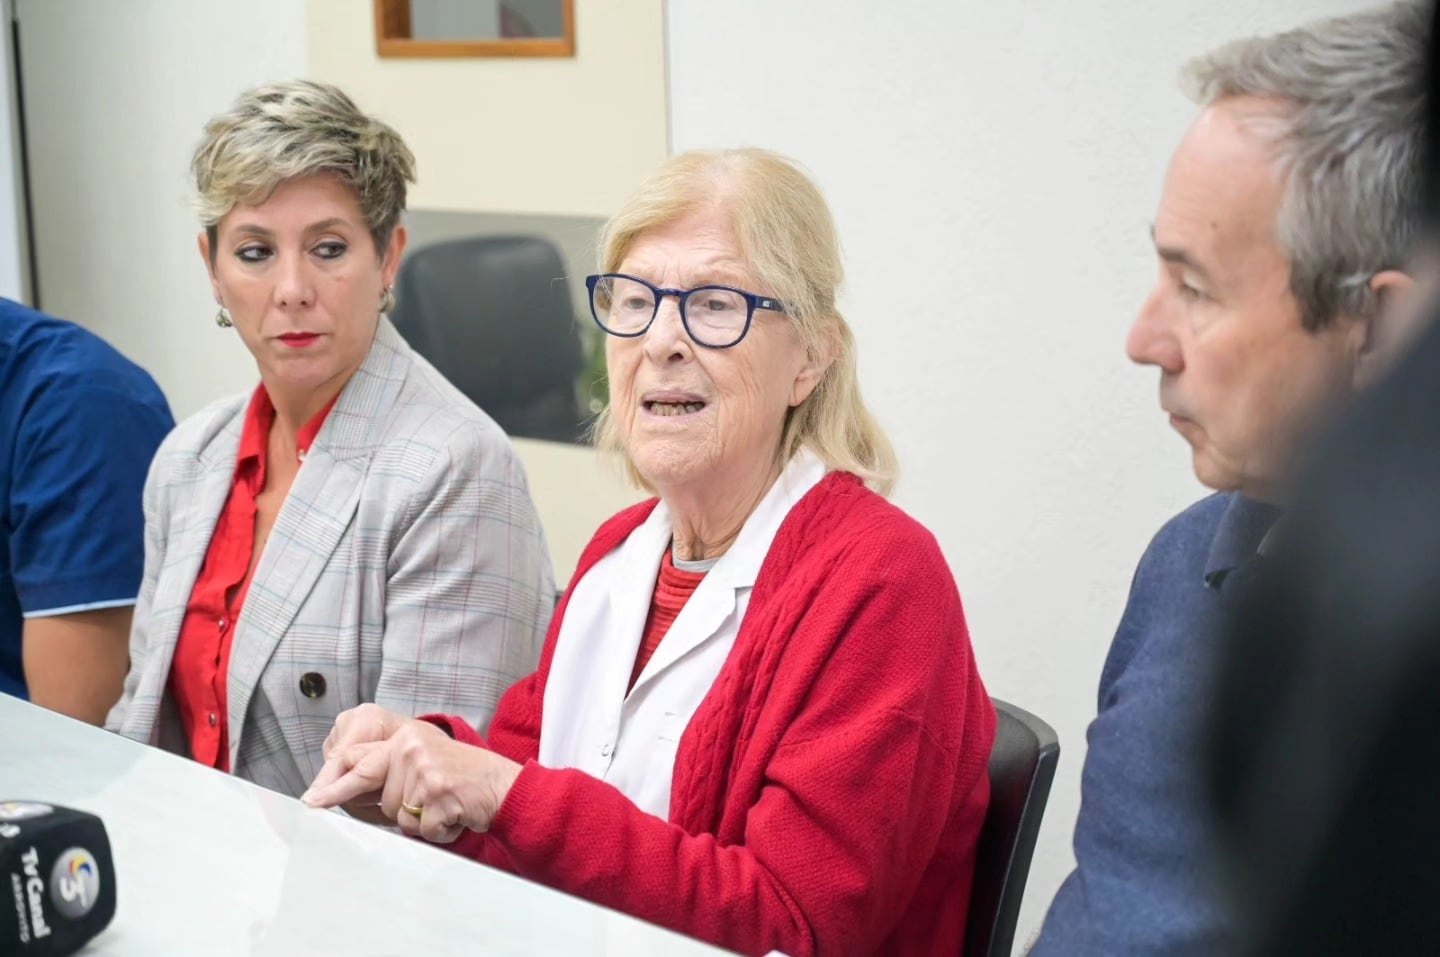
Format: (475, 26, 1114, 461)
(106, 318, 554, 796)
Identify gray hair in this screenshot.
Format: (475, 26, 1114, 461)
(1184, 1, 1429, 331)
(192, 79, 415, 254)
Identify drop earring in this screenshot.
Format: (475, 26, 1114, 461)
(215, 306, 233, 328)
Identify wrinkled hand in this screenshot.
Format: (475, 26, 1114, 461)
(301, 714, 521, 842)
(322, 702, 413, 759)
(301, 704, 419, 825)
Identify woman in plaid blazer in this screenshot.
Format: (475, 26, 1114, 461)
(105, 81, 554, 798)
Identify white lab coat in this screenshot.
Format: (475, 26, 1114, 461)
(539, 452, 827, 819)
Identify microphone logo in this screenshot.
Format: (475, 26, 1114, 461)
(49, 848, 100, 919)
(0, 802, 52, 821)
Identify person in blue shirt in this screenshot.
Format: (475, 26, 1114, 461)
(1031, 4, 1433, 953)
(0, 298, 173, 723)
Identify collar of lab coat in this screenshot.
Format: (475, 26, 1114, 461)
(606, 450, 827, 692)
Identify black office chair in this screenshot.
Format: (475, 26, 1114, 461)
(390, 235, 587, 443)
(965, 697, 1061, 957)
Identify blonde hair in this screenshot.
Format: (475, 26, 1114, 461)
(592, 148, 897, 496)
(191, 79, 415, 253)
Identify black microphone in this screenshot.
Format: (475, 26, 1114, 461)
(0, 802, 116, 955)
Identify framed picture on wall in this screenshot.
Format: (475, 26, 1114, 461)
(374, 0, 575, 58)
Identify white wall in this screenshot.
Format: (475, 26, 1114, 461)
(666, 0, 1368, 947)
(18, 0, 308, 419)
(0, 0, 27, 303)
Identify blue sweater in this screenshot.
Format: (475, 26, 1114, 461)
(1031, 492, 1279, 956)
(0, 299, 173, 699)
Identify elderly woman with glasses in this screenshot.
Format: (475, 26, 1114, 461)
(304, 148, 996, 957)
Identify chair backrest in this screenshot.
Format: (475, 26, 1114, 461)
(390, 235, 586, 443)
(965, 697, 1061, 957)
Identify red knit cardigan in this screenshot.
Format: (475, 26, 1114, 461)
(429, 472, 995, 956)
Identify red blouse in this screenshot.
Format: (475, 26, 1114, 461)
(167, 387, 334, 771)
(628, 549, 707, 691)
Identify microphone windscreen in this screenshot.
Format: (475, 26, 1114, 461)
(0, 802, 116, 956)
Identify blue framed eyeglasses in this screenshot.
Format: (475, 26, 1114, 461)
(585, 273, 787, 349)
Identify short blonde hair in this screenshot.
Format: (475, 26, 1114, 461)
(192, 79, 415, 252)
(593, 148, 897, 496)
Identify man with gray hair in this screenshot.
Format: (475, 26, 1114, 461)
(1032, 4, 1431, 953)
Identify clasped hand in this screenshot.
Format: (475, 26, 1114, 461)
(300, 703, 520, 842)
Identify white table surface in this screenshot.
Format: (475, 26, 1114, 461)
(0, 694, 734, 956)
